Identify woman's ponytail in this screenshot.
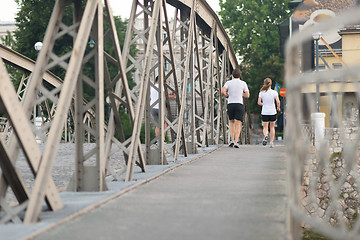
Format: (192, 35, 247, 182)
(260, 78, 272, 92)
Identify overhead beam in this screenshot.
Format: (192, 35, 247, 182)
(167, 0, 238, 69)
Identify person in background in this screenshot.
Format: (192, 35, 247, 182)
(150, 76, 175, 143)
(221, 68, 250, 148)
(257, 78, 280, 148)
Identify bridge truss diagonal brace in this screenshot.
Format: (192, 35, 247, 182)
(0, 59, 63, 221)
(126, 0, 191, 169)
(162, 3, 187, 155)
(154, 3, 167, 165)
(173, 0, 197, 161)
(23, 0, 101, 223)
(0, 1, 65, 218)
(71, 0, 108, 192)
(103, 0, 146, 178)
(0, 1, 66, 213)
(191, 22, 209, 150)
(125, 0, 164, 182)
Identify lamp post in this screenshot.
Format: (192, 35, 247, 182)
(312, 32, 321, 112)
(33, 42, 43, 117)
(34, 41, 43, 142)
(311, 32, 325, 149)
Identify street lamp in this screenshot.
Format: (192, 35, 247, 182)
(88, 38, 95, 48)
(34, 41, 43, 52)
(312, 32, 322, 112)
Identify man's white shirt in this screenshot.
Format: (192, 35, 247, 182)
(224, 78, 249, 104)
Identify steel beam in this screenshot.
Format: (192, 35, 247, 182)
(125, 0, 163, 181)
(24, 0, 99, 223)
(0, 59, 63, 218)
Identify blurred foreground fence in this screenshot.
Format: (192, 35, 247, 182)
(286, 6, 360, 240)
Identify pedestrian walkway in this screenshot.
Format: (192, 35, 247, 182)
(33, 145, 287, 240)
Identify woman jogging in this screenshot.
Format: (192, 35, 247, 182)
(221, 68, 250, 148)
(257, 78, 280, 148)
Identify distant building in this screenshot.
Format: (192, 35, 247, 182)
(0, 21, 17, 47)
(280, 0, 360, 128)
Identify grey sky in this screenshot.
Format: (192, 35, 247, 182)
(0, 0, 220, 22)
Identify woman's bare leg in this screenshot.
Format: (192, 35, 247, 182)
(269, 121, 276, 143)
(262, 121, 269, 137)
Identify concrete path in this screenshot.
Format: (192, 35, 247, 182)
(34, 145, 287, 240)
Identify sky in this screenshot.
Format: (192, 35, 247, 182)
(0, 0, 220, 22)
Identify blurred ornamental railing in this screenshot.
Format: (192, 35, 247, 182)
(286, 6, 360, 240)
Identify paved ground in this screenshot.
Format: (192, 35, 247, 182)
(32, 144, 287, 240)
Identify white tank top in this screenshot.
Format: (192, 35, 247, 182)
(259, 89, 278, 115)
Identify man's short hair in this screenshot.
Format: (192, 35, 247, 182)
(232, 68, 242, 79)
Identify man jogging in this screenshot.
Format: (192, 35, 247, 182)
(221, 68, 250, 148)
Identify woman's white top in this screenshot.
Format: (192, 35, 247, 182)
(223, 78, 249, 104)
(259, 89, 278, 115)
(150, 83, 159, 109)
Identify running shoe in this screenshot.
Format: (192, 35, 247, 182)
(269, 142, 274, 148)
(229, 140, 234, 147)
(233, 142, 239, 148)
(262, 135, 269, 146)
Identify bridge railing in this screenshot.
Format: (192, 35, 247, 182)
(286, 6, 360, 239)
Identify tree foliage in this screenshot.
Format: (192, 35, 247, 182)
(218, 0, 291, 113)
(14, 0, 57, 61)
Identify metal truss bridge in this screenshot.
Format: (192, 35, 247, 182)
(0, 0, 251, 224)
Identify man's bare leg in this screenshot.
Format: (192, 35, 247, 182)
(229, 120, 235, 146)
(234, 120, 242, 143)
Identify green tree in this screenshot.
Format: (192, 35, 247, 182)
(14, 0, 57, 61)
(219, 0, 290, 113)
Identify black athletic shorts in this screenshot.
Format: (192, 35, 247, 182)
(261, 114, 277, 122)
(227, 103, 244, 121)
(150, 108, 159, 123)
